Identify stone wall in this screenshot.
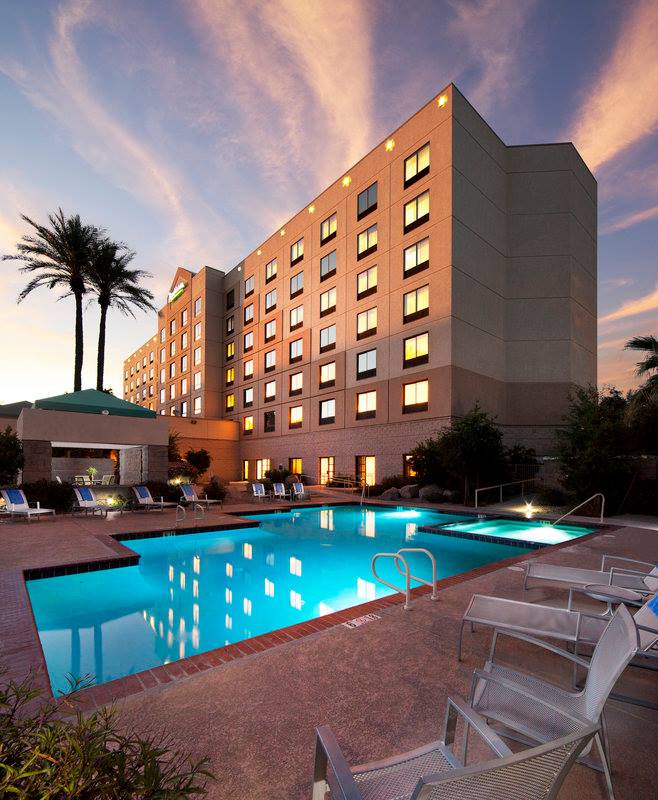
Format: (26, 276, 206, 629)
(20, 440, 51, 483)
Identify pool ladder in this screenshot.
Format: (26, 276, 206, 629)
(371, 548, 439, 610)
(175, 502, 205, 525)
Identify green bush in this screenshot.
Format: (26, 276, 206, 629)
(20, 480, 74, 513)
(0, 672, 212, 797)
(0, 427, 24, 485)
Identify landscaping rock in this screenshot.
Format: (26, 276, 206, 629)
(418, 484, 443, 502)
(380, 487, 401, 501)
(399, 484, 419, 499)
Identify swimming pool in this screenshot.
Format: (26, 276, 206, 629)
(26, 505, 589, 694)
(423, 518, 595, 547)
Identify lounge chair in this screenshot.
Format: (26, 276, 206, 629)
(73, 486, 108, 517)
(0, 488, 55, 522)
(131, 485, 177, 511)
(291, 481, 309, 501)
(101, 474, 115, 485)
(252, 482, 266, 502)
(73, 475, 88, 485)
(312, 695, 599, 800)
(272, 482, 289, 500)
(468, 604, 638, 799)
(180, 483, 222, 508)
(524, 554, 658, 595)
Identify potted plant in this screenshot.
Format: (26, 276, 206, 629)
(86, 466, 98, 483)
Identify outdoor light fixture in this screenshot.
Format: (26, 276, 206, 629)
(524, 501, 535, 519)
(308, 204, 315, 213)
(342, 175, 351, 187)
(385, 138, 395, 152)
(438, 94, 448, 107)
(256, 249, 262, 255)
(280, 228, 286, 236)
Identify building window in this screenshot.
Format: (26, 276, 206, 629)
(356, 455, 376, 486)
(290, 270, 304, 298)
(264, 288, 277, 313)
(289, 304, 303, 331)
(319, 287, 337, 317)
(245, 275, 254, 297)
(170, 384, 176, 400)
(194, 346, 202, 365)
(159, 367, 165, 383)
(320, 250, 337, 281)
(226, 315, 235, 335)
(194, 322, 202, 341)
(404, 142, 430, 188)
(289, 371, 303, 396)
(194, 297, 202, 316)
(289, 338, 303, 364)
(244, 331, 254, 352)
(193, 396, 202, 415)
(403, 454, 417, 479)
(319, 361, 336, 389)
(159, 347, 165, 362)
(160, 328, 165, 343)
(357, 181, 377, 220)
(244, 303, 254, 325)
(356, 390, 377, 420)
(170, 406, 177, 416)
(404, 332, 429, 368)
(404, 190, 430, 234)
(149, 351, 154, 363)
(226, 288, 235, 310)
(244, 359, 254, 379)
(290, 238, 304, 266)
(357, 307, 377, 339)
(225, 393, 235, 411)
(357, 265, 377, 300)
(181, 400, 188, 417)
(403, 379, 429, 413)
(356, 348, 377, 380)
(243, 415, 254, 434)
(243, 386, 254, 407)
(169, 319, 176, 335)
(159, 388, 165, 403)
(264, 380, 276, 401)
(226, 341, 235, 360)
(264, 410, 276, 433)
(180, 354, 188, 372)
(170, 341, 176, 357)
(357, 224, 377, 260)
(289, 405, 303, 429)
(265, 258, 277, 283)
(194, 371, 201, 390)
(181, 377, 188, 394)
(264, 349, 276, 372)
(226, 367, 235, 386)
(320, 212, 337, 245)
(264, 319, 276, 342)
(404, 237, 429, 277)
(181, 331, 188, 349)
(319, 324, 336, 353)
(289, 457, 302, 475)
(181, 309, 188, 326)
(403, 285, 429, 323)
(319, 456, 335, 485)
(319, 398, 335, 425)
(169, 362, 176, 379)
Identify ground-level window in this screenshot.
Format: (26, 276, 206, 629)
(256, 459, 271, 480)
(356, 455, 376, 486)
(403, 454, 417, 479)
(242, 460, 249, 480)
(289, 457, 302, 475)
(193, 396, 202, 415)
(319, 456, 335, 485)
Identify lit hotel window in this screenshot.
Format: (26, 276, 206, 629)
(244, 359, 254, 379)
(169, 362, 175, 379)
(403, 285, 429, 323)
(403, 379, 429, 413)
(194, 371, 201, 390)
(264, 349, 276, 372)
(320, 212, 337, 245)
(264, 319, 276, 342)
(170, 384, 176, 400)
(244, 330, 253, 351)
(181, 377, 188, 394)
(404, 142, 430, 188)
(320, 324, 336, 353)
(357, 224, 377, 260)
(319, 398, 335, 425)
(244, 386, 254, 407)
(226, 315, 234, 335)
(181, 331, 188, 348)
(289, 372, 303, 396)
(181, 400, 188, 417)
(244, 303, 254, 324)
(357, 348, 376, 379)
(226, 367, 235, 386)
(225, 393, 235, 411)
(404, 190, 430, 234)
(357, 181, 377, 220)
(170, 341, 176, 357)
(290, 270, 304, 298)
(320, 250, 336, 281)
(194, 322, 202, 340)
(357, 265, 377, 301)
(320, 287, 336, 317)
(356, 390, 377, 420)
(194, 347, 202, 365)
(357, 307, 377, 339)
(289, 405, 303, 429)
(404, 332, 429, 368)
(289, 304, 303, 331)
(404, 237, 430, 277)
(265, 258, 277, 283)
(193, 396, 202, 415)
(245, 275, 254, 297)
(290, 237, 304, 266)
(319, 361, 335, 388)
(159, 388, 165, 403)
(243, 415, 254, 434)
(265, 288, 277, 313)
(289, 457, 302, 474)
(264, 380, 276, 401)
(226, 341, 235, 360)
(289, 338, 303, 364)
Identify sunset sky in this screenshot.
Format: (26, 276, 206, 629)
(1, 0, 657, 402)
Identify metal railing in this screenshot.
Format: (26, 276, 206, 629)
(371, 548, 439, 610)
(553, 493, 605, 525)
(175, 501, 205, 525)
(474, 479, 535, 508)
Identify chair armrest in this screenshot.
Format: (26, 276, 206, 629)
(313, 726, 362, 800)
(489, 628, 591, 669)
(442, 696, 511, 758)
(602, 555, 655, 571)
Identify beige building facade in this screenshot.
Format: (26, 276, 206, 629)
(123, 84, 596, 484)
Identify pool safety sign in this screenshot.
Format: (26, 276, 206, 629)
(343, 613, 380, 629)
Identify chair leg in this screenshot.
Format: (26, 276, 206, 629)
(595, 732, 615, 800)
(457, 620, 466, 661)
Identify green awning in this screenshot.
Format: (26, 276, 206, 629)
(34, 389, 156, 418)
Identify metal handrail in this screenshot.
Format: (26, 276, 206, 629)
(371, 548, 439, 610)
(553, 493, 605, 525)
(474, 479, 535, 508)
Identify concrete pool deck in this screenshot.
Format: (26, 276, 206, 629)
(0, 497, 657, 798)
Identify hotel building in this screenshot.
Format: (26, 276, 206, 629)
(123, 84, 597, 485)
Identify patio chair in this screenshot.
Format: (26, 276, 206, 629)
(131, 485, 178, 511)
(0, 488, 56, 522)
(180, 482, 223, 508)
(468, 604, 638, 800)
(73, 475, 87, 485)
(312, 695, 599, 800)
(292, 481, 309, 501)
(524, 554, 658, 596)
(252, 482, 266, 502)
(101, 474, 115, 485)
(73, 486, 108, 517)
(272, 482, 289, 500)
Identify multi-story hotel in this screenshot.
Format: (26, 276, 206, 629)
(123, 84, 597, 485)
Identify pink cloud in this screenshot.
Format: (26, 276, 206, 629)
(600, 284, 658, 324)
(601, 203, 658, 234)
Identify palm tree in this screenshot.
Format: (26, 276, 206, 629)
(624, 335, 658, 416)
(3, 209, 98, 391)
(87, 240, 156, 390)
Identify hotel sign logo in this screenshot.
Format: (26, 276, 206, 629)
(167, 281, 187, 303)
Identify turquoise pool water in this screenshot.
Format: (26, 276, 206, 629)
(439, 518, 594, 546)
(26, 505, 588, 694)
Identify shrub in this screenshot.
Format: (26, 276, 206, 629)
(265, 467, 292, 484)
(145, 480, 180, 503)
(168, 462, 196, 483)
(20, 480, 74, 513)
(185, 449, 212, 479)
(204, 478, 226, 502)
(379, 474, 409, 491)
(0, 672, 212, 797)
(0, 426, 24, 485)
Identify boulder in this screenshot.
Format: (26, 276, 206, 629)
(380, 487, 401, 501)
(399, 484, 419, 499)
(418, 484, 443, 502)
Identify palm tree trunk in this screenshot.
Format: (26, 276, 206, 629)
(74, 291, 84, 391)
(96, 302, 108, 391)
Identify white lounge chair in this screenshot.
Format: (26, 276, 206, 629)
(73, 475, 87, 486)
(0, 488, 55, 522)
(291, 481, 309, 501)
(73, 486, 108, 517)
(252, 482, 266, 502)
(101, 474, 115, 485)
(312, 696, 599, 800)
(131, 485, 177, 511)
(469, 604, 638, 799)
(180, 483, 222, 508)
(272, 482, 289, 500)
(524, 554, 658, 595)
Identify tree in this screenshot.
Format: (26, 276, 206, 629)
(168, 431, 182, 461)
(87, 240, 155, 391)
(0, 427, 24, 485)
(185, 448, 212, 479)
(3, 210, 98, 391)
(625, 334, 658, 420)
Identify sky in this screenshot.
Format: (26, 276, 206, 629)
(1, 0, 657, 402)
